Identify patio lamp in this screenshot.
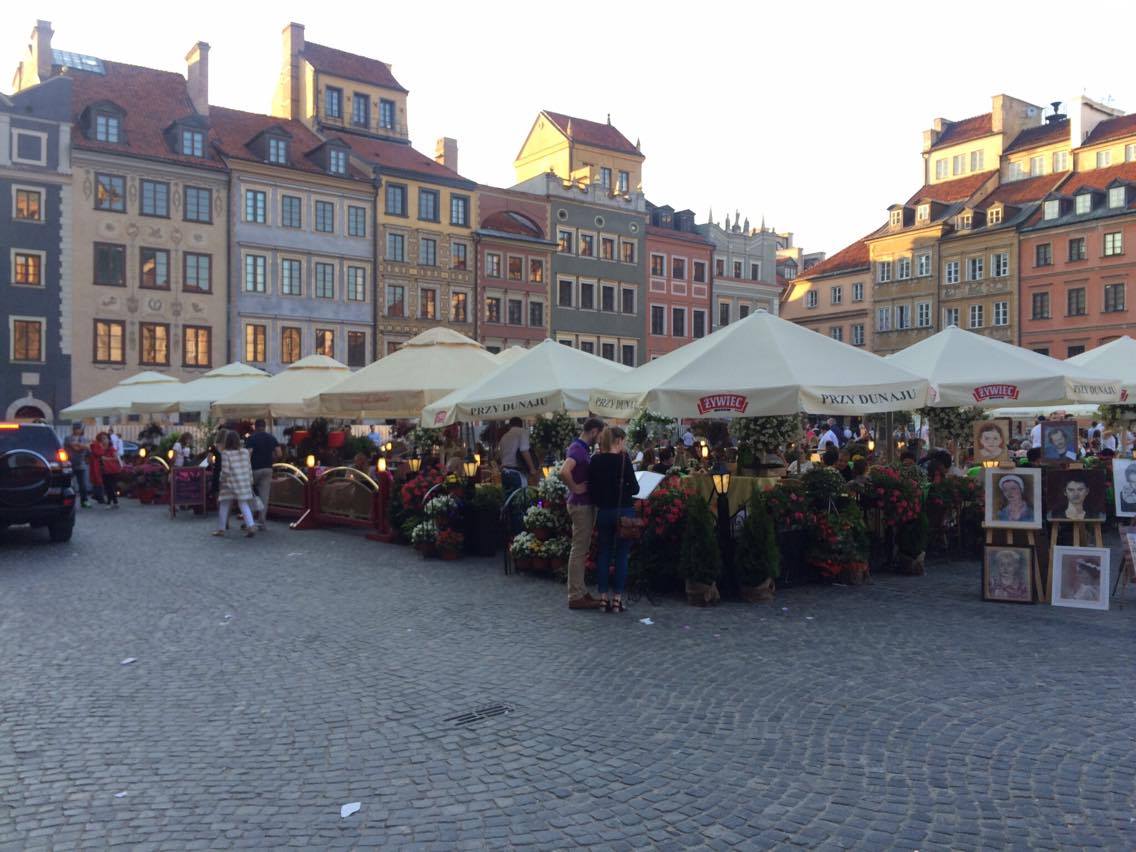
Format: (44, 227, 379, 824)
(305, 454, 317, 470)
(810, 452, 821, 463)
(167, 448, 175, 461)
(711, 466, 731, 497)
(868, 439, 876, 452)
(377, 456, 388, 474)
(699, 443, 710, 461)
(408, 453, 422, 473)
(541, 452, 555, 480)
(473, 451, 481, 466)
(982, 459, 1000, 469)
(138, 447, 147, 459)
(384, 441, 393, 453)
(462, 452, 478, 479)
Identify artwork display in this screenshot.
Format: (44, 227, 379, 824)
(984, 468, 1043, 530)
(1113, 459, 1136, 518)
(1045, 468, 1107, 522)
(982, 545, 1034, 603)
(1039, 421, 1079, 462)
(1050, 546, 1110, 610)
(973, 420, 1010, 464)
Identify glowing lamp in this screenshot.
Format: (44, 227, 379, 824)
(167, 449, 175, 460)
(541, 452, 555, 480)
(305, 454, 317, 469)
(810, 452, 821, 464)
(982, 459, 1000, 469)
(384, 441, 393, 453)
(711, 468, 731, 497)
(699, 443, 710, 460)
(377, 456, 388, 473)
(474, 452, 482, 466)
(462, 453, 478, 479)
(138, 447, 147, 459)
(408, 453, 422, 473)
(868, 439, 876, 452)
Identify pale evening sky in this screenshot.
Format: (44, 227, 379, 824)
(5, 0, 1136, 256)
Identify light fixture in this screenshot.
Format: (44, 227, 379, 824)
(408, 453, 422, 473)
(699, 443, 710, 460)
(305, 454, 317, 469)
(897, 440, 907, 450)
(982, 459, 1000, 469)
(473, 452, 481, 466)
(384, 441, 393, 453)
(377, 456, 388, 473)
(711, 466, 731, 497)
(462, 452, 478, 479)
(138, 447, 148, 459)
(867, 439, 876, 452)
(167, 449, 175, 461)
(541, 452, 555, 480)
(810, 452, 821, 463)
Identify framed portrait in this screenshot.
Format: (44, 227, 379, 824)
(1045, 468, 1108, 522)
(1051, 546, 1110, 610)
(1039, 420, 1079, 463)
(982, 545, 1034, 603)
(984, 467, 1043, 530)
(1113, 459, 1136, 518)
(973, 420, 1010, 464)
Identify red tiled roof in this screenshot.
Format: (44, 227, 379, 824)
(66, 59, 224, 170)
(542, 110, 642, 158)
(326, 131, 474, 186)
(303, 42, 406, 93)
(906, 170, 997, 205)
(1081, 112, 1136, 147)
(929, 113, 993, 150)
(480, 210, 543, 238)
(1058, 160, 1136, 194)
(797, 236, 872, 279)
(208, 106, 366, 179)
(1004, 120, 1069, 153)
(978, 174, 1066, 209)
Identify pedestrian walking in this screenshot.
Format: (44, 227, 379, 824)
(559, 417, 606, 610)
(588, 426, 640, 613)
(65, 423, 92, 508)
(90, 432, 122, 508)
(213, 429, 257, 538)
(245, 419, 279, 529)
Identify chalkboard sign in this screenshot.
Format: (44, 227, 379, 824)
(169, 466, 207, 518)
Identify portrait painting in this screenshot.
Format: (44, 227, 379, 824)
(982, 545, 1034, 603)
(1045, 468, 1107, 523)
(973, 420, 1010, 464)
(1113, 459, 1136, 518)
(1039, 420, 1079, 463)
(984, 467, 1043, 530)
(1051, 546, 1110, 610)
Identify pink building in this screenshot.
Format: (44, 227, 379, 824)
(645, 204, 713, 359)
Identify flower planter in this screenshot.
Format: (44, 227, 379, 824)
(530, 556, 551, 572)
(841, 563, 869, 585)
(684, 580, 721, 607)
(532, 527, 552, 542)
(549, 557, 567, 574)
(740, 577, 776, 603)
(416, 542, 437, 558)
(894, 551, 925, 576)
(433, 516, 450, 531)
(136, 488, 156, 504)
(327, 431, 346, 449)
(438, 549, 460, 561)
(513, 556, 533, 572)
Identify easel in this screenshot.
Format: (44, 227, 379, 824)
(984, 526, 1046, 602)
(1113, 524, 1134, 607)
(1047, 519, 1104, 603)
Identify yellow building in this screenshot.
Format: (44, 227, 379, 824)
(780, 238, 873, 349)
(514, 110, 644, 193)
(923, 95, 1042, 186)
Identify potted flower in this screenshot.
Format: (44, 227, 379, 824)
(729, 415, 802, 475)
(424, 493, 460, 531)
(679, 496, 722, 606)
(410, 519, 438, 557)
(436, 528, 464, 560)
(509, 532, 539, 572)
(895, 512, 929, 575)
(806, 502, 870, 584)
(763, 478, 808, 584)
(734, 492, 780, 602)
(523, 505, 558, 541)
(543, 536, 571, 574)
(469, 483, 504, 557)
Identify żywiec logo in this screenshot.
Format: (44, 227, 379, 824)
(697, 394, 749, 415)
(972, 384, 1020, 402)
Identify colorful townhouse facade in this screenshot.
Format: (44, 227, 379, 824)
(644, 203, 712, 359)
(780, 238, 872, 348)
(697, 213, 781, 329)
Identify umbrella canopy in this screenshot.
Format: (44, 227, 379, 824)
(136, 362, 269, 414)
(588, 310, 930, 418)
(494, 346, 530, 366)
(422, 338, 631, 426)
(311, 327, 499, 418)
(60, 371, 182, 420)
(212, 355, 349, 419)
(1067, 335, 1136, 401)
(886, 326, 1122, 407)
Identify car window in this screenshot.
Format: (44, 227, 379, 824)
(0, 426, 62, 457)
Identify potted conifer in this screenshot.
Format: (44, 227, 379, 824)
(735, 492, 780, 602)
(679, 497, 722, 606)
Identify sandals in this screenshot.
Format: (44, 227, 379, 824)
(611, 597, 625, 613)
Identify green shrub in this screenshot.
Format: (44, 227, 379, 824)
(470, 483, 504, 512)
(897, 512, 929, 557)
(735, 492, 780, 585)
(678, 496, 721, 586)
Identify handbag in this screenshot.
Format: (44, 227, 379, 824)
(616, 452, 645, 541)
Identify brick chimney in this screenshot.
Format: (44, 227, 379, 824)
(30, 19, 54, 83)
(186, 42, 209, 115)
(435, 137, 458, 173)
(280, 22, 305, 120)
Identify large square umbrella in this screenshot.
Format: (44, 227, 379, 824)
(60, 372, 183, 420)
(1067, 335, 1136, 402)
(212, 355, 350, 420)
(136, 362, 269, 415)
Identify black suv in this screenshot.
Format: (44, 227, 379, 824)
(0, 423, 76, 542)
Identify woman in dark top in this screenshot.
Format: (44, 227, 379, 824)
(588, 426, 640, 612)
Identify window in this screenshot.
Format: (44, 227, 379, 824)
(13, 188, 42, 221)
(601, 342, 615, 361)
(618, 171, 629, 193)
(719, 303, 730, 327)
(529, 259, 544, 283)
(418, 189, 439, 222)
(314, 262, 335, 299)
(181, 129, 204, 158)
(95, 113, 120, 143)
(380, 99, 395, 129)
(325, 87, 342, 119)
(935, 159, 947, 179)
(351, 93, 369, 127)
(281, 258, 302, 296)
(987, 208, 1003, 225)
(1043, 199, 1060, 220)
(971, 150, 984, 172)
(896, 304, 911, 329)
(969, 304, 984, 328)
(95, 173, 125, 212)
(806, 290, 818, 309)
(529, 301, 543, 328)
(1067, 288, 1086, 316)
(1104, 232, 1123, 256)
(672, 307, 687, 337)
(831, 286, 843, 305)
(945, 261, 959, 284)
(1104, 283, 1126, 313)
(558, 279, 573, 307)
(452, 242, 468, 270)
(877, 261, 892, 282)
(601, 237, 615, 260)
(558, 230, 573, 253)
(1128, 144, 1136, 163)
(750, 263, 760, 281)
(508, 256, 523, 281)
(268, 137, 288, 164)
(1029, 155, 1045, 177)
(140, 180, 168, 217)
(1068, 237, 1086, 261)
(386, 284, 405, 317)
(967, 256, 984, 281)
(386, 233, 405, 261)
(621, 240, 636, 263)
(93, 242, 125, 286)
(889, 210, 903, 227)
(315, 201, 334, 233)
(994, 301, 1009, 326)
(944, 307, 959, 328)
(450, 291, 468, 322)
(916, 253, 930, 277)
(1109, 186, 1127, 208)
(184, 186, 211, 223)
(420, 238, 437, 267)
(1075, 193, 1092, 215)
(829, 326, 843, 342)
(916, 203, 930, 222)
(347, 266, 366, 302)
(281, 327, 302, 364)
(957, 213, 972, 230)
(1035, 243, 1053, 266)
(1031, 292, 1050, 319)
(182, 326, 211, 367)
(485, 253, 502, 278)
(651, 254, 665, 276)
(277, 194, 301, 229)
(601, 284, 615, 312)
(183, 252, 211, 292)
(693, 261, 706, 283)
(600, 167, 612, 189)
(621, 287, 635, 315)
(1096, 150, 1111, 168)
(739, 305, 750, 319)
(347, 331, 367, 368)
(1033, 347, 1050, 356)
(486, 296, 501, 323)
(245, 189, 266, 223)
(13, 252, 42, 286)
(579, 281, 595, 310)
(140, 248, 169, 290)
(733, 261, 743, 278)
(316, 329, 334, 358)
(715, 259, 725, 277)
(244, 324, 266, 363)
(420, 289, 437, 319)
(952, 154, 965, 176)
(1008, 161, 1025, 181)
(852, 282, 864, 302)
(450, 195, 469, 226)
(897, 257, 911, 279)
(12, 319, 43, 362)
(876, 307, 892, 332)
(1053, 151, 1069, 172)
(852, 324, 865, 346)
(386, 184, 407, 216)
(917, 302, 931, 328)
(579, 234, 594, 257)
(94, 319, 125, 364)
(1067, 345, 1085, 357)
(507, 299, 523, 325)
(243, 255, 266, 293)
(673, 258, 686, 280)
(991, 252, 1009, 277)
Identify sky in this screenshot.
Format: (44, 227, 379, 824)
(5, 0, 1136, 256)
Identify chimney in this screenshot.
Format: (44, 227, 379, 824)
(281, 22, 305, 119)
(30, 19, 54, 83)
(434, 137, 458, 173)
(186, 42, 209, 115)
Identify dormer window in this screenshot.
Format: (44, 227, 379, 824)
(95, 112, 121, 143)
(957, 213, 972, 230)
(1075, 193, 1093, 214)
(181, 129, 205, 158)
(988, 207, 1003, 225)
(1109, 186, 1127, 209)
(328, 148, 347, 176)
(1043, 199, 1061, 220)
(916, 203, 930, 222)
(889, 210, 903, 227)
(267, 137, 288, 165)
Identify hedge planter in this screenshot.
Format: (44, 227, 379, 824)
(895, 551, 925, 576)
(685, 580, 721, 607)
(740, 578, 776, 603)
(416, 543, 437, 559)
(841, 563, 869, 585)
(530, 556, 551, 572)
(438, 549, 460, 561)
(513, 556, 532, 572)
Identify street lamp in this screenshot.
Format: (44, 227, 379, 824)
(377, 456, 388, 473)
(981, 459, 1000, 469)
(408, 452, 422, 473)
(167, 448, 175, 461)
(473, 451, 481, 467)
(138, 447, 148, 459)
(384, 441, 393, 453)
(711, 466, 731, 498)
(462, 452, 478, 479)
(541, 452, 555, 480)
(867, 439, 876, 452)
(305, 454, 317, 470)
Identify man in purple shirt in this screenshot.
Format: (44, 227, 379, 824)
(559, 417, 606, 609)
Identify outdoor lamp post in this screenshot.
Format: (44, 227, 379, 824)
(709, 464, 733, 574)
(376, 456, 388, 474)
(408, 452, 422, 474)
(138, 447, 147, 459)
(473, 451, 481, 467)
(981, 459, 1000, 469)
(868, 439, 876, 452)
(462, 453, 478, 480)
(384, 441, 393, 453)
(167, 449, 175, 461)
(305, 454, 317, 470)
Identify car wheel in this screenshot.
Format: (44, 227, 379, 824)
(48, 517, 74, 543)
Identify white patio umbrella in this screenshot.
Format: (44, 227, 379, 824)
(311, 327, 499, 419)
(60, 371, 182, 420)
(886, 326, 1122, 408)
(211, 355, 349, 419)
(494, 345, 531, 367)
(588, 309, 930, 418)
(137, 361, 269, 415)
(1067, 335, 1136, 401)
(422, 338, 631, 426)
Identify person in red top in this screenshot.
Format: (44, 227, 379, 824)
(89, 432, 123, 508)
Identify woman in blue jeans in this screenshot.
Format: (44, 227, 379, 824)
(588, 426, 640, 612)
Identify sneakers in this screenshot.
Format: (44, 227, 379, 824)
(568, 594, 606, 610)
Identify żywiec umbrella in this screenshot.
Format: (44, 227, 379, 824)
(136, 362, 269, 415)
(211, 355, 350, 420)
(60, 372, 182, 420)
(886, 326, 1121, 407)
(588, 310, 929, 418)
(1066, 335, 1136, 402)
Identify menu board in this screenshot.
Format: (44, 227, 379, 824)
(169, 466, 207, 517)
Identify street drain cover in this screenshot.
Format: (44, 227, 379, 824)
(445, 703, 515, 726)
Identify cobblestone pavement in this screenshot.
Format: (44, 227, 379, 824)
(1, 502, 1134, 850)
